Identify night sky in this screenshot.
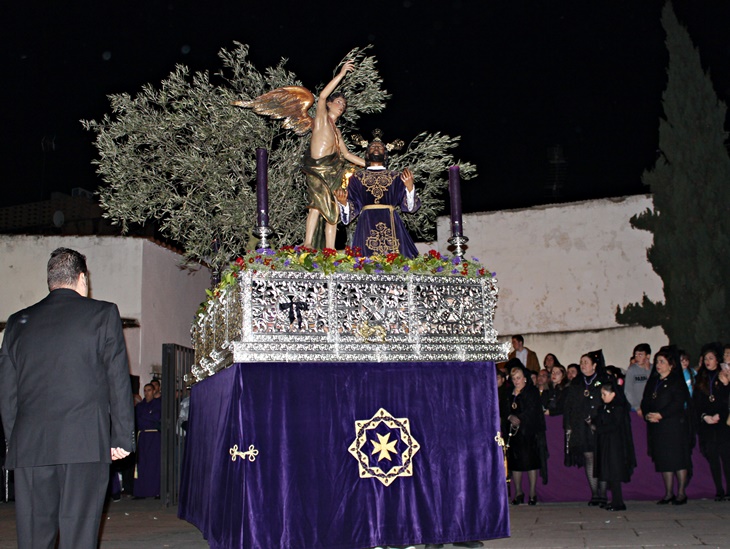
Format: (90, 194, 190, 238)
(2, 1, 728, 213)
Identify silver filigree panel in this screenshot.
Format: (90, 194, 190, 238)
(190, 270, 505, 382)
(413, 280, 485, 336)
(249, 275, 329, 337)
(335, 278, 410, 341)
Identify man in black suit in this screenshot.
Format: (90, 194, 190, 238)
(0, 247, 135, 548)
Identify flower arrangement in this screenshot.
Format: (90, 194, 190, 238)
(206, 246, 494, 298)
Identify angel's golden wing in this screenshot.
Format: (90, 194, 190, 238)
(232, 86, 314, 136)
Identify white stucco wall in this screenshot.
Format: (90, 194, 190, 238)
(138, 240, 209, 383)
(435, 194, 667, 368)
(0, 235, 210, 388)
(0, 235, 142, 319)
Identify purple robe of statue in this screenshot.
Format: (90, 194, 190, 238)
(342, 167, 421, 258)
(134, 397, 161, 497)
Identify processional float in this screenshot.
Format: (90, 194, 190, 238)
(179, 74, 511, 549)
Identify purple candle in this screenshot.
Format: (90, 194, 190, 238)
(255, 148, 269, 227)
(448, 165, 463, 237)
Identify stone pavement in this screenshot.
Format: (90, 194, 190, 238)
(1, 496, 730, 548)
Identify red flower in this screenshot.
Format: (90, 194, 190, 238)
(235, 257, 245, 267)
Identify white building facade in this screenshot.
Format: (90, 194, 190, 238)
(435, 194, 667, 368)
(0, 235, 210, 387)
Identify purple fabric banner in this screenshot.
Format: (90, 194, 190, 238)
(512, 414, 716, 502)
(178, 361, 510, 549)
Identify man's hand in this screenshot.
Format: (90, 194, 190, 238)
(402, 168, 414, 191)
(645, 412, 663, 423)
(111, 447, 131, 461)
(334, 188, 348, 205)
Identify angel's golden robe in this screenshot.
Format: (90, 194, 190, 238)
(301, 151, 353, 249)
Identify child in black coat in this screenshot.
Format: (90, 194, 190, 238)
(593, 379, 637, 511)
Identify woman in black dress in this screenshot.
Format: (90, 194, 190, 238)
(546, 364, 569, 416)
(640, 347, 692, 504)
(693, 345, 730, 500)
(563, 349, 612, 506)
(536, 369, 551, 411)
(503, 360, 547, 505)
(594, 379, 636, 511)
(496, 368, 511, 423)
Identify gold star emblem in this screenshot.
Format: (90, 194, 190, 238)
(348, 407, 420, 486)
(371, 432, 398, 461)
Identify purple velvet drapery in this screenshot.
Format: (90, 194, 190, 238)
(178, 361, 510, 549)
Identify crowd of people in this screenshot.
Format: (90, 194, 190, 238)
(498, 335, 730, 511)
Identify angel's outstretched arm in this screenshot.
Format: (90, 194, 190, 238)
(314, 60, 355, 125)
(320, 60, 355, 102)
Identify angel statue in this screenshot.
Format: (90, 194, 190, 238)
(233, 60, 365, 250)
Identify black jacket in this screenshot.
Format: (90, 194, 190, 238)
(0, 289, 135, 469)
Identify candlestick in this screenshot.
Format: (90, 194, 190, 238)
(448, 165, 463, 237)
(447, 234, 469, 258)
(253, 225, 274, 251)
(255, 148, 269, 227)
